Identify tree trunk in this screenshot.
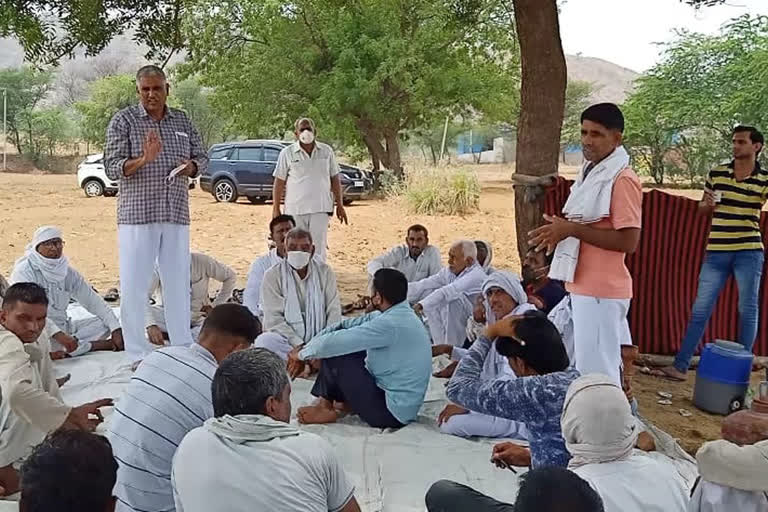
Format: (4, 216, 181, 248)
(511, 0, 567, 260)
(356, 118, 390, 171)
(384, 129, 403, 178)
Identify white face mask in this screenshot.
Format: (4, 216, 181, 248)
(298, 129, 315, 145)
(286, 250, 311, 270)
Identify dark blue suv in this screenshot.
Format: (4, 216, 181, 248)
(200, 140, 371, 204)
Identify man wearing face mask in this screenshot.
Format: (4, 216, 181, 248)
(521, 248, 566, 315)
(257, 228, 341, 360)
(288, 268, 432, 428)
(271, 117, 347, 262)
(10, 226, 122, 357)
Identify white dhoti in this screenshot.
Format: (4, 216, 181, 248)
(293, 213, 330, 262)
(254, 332, 293, 361)
(118, 223, 192, 361)
(440, 410, 529, 440)
(571, 294, 631, 386)
(51, 316, 113, 356)
(423, 299, 472, 347)
(146, 305, 202, 343)
(689, 480, 768, 512)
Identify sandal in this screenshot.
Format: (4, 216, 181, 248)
(641, 366, 687, 382)
(103, 288, 120, 302)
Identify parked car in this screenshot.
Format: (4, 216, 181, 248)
(77, 153, 118, 197)
(200, 140, 372, 204)
(77, 153, 196, 197)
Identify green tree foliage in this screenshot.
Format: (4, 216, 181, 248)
(623, 14, 768, 185)
(560, 80, 593, 149)
(0, 67, 54, 154)
(180, 0, 519, 175)
(75, 74, 137, 146)
(25, 108, 76, 161)
(173, 77, 232, 149)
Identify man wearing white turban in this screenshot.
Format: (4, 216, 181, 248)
(10, 226, 122, 357)
(561, 374, 688, 512)
(435, 271, 536, 439)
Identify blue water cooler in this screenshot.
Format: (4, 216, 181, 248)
(693, 340, 754, 415)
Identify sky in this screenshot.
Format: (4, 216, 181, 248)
(559, 0, 768, 72)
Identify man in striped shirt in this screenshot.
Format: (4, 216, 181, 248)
(108, 304, 260, 512)
(661, 125, 768, 381)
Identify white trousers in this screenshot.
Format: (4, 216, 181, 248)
(440, 410, 530, 440)
(689, 481, 768, 512)
(424, 299, 472, 347)
(571, 294, 631, 386)
(254, 332, 293, 361)
(50, 316, 112, 356)
(294, 213, 329, 262)
(118, 223, 191, 360)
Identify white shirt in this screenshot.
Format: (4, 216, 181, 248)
(243, 249, 282, 319)
(366, 245, 442, 282)
(172, 427, 355, 512)
(573, 455, 688, 512)
(274, 141, 340, 216)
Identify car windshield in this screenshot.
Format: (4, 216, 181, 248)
(84, 154, 103, 164)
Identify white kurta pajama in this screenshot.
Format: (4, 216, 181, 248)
(441, 273, 535, 440)
(242, 249, 282, 319)
(409, 264, 487, 347)
(11, 248, 120, 356)
(256, 259, 341, 359)
(145, 252, 237, 341)
(274, 141, 341, 262)
(0, 325, 71, 469)
(105, 104, 208, 361)
(367, 245, 442, 282)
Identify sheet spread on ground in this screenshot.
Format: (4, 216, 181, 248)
(44, 306, 700, 511)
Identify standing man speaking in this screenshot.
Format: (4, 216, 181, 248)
(104, 65, 208, 360)
(272, 117, 347, 262)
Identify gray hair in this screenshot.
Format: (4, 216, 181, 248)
(211, 348, 289, 417)
(452, 240, 477, 261)
(135, 65, 166, 84)
(294, 117, 316, 133)
(284, 227, 313, 244)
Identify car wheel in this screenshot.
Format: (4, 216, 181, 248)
(343, 198, 354, 206)
(83, 179, 105, 197)
(248, 196, 267, 204)
(213, 179, 238, 203)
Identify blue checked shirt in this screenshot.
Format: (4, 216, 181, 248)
(104, 104, 208, 225)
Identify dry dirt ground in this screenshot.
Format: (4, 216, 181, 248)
(0, 165, 755, 455)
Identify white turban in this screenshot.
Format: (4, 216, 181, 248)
(482, 271, 528, 322)
(31, 226, 63, 248)
(561, 374, 638, 469)
(15, 226, 69, 284)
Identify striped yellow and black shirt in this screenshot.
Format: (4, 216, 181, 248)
(706, 161, 768, 251)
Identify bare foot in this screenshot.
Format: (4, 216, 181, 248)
(636, 431, 657, 452)
(298, 405, 339, 424)
(56, 373, 71, 387)
(50, 351, 69, 360)
(333, 401, 352, 413)
(649, 366, 687, 382)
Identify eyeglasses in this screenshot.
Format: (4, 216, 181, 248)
(40, 239, 65, 248)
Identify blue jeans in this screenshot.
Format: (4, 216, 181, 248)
(674, 250, 765, 372)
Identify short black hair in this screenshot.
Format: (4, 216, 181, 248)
(734, 125, 765, 147)
(2, 283, 48, 310)
(515, 467, 604, 512)
(372, 268, 408, 305)
(581, 103, 624, 133)
(200, 304, 261, 343)
(406, 224, 428, 238)
(495, 310, 569, 374)
(212, 348, 288, 417)
(20, 429, 117, 512)
(269, 214, 296, 234)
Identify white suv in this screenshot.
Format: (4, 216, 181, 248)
(77, 153, 119, 197)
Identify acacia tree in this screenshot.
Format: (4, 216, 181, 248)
(0, 67, 53, 154)
(180, 0, 518, 176)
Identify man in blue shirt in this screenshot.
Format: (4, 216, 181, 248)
(288, 268, 432, 428)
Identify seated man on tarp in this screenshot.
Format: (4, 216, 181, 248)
(288, 268, 432, 428)
(433, 271, 536, 440)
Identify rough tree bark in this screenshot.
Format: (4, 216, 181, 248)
(510, 0, 567, 260)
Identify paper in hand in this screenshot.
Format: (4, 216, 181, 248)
(166, 163, 187, 183)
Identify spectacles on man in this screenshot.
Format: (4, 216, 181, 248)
(40, 239, 65, 248)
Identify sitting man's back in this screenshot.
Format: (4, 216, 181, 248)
(109, 304, 259, 512)
(172, 348, 360, 512)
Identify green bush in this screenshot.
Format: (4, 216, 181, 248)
(395, 167, 480, 215)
